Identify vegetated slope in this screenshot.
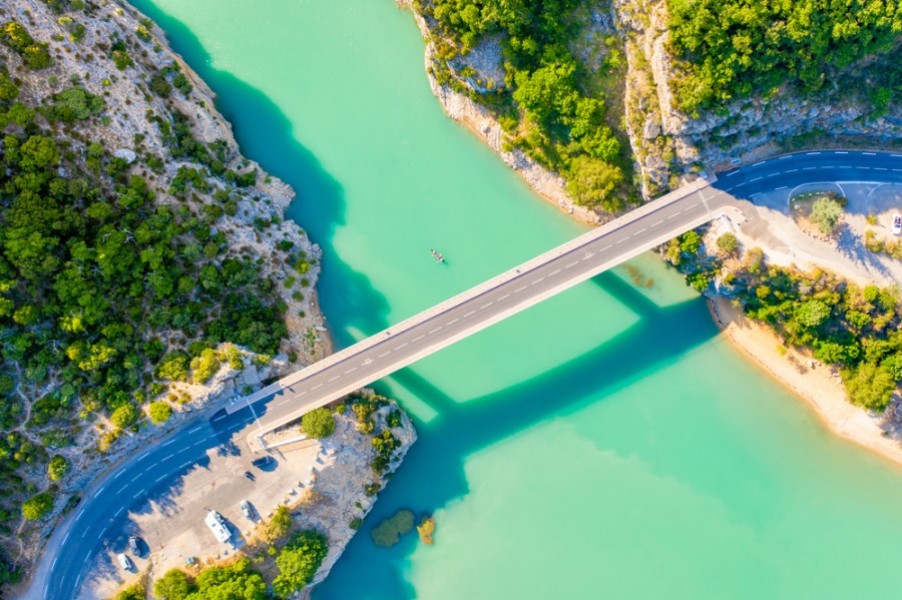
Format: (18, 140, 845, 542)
(619, 0, 901, 194)
(667, 0, 901, 114)
(0, 0, 326, 584)
(415, 0, 636, 213)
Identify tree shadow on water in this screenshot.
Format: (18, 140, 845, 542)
(128, 0, 393, 346)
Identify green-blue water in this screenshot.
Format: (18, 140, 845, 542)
(132, 1, 902, 597)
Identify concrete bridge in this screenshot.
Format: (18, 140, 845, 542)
(231, 175, 735, 445)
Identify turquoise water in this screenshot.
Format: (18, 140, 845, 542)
(131, 1, 902, 598)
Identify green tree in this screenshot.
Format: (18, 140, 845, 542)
(795, 300, 831, 329)
(301, 407, 335, 439)
(716, 232, 739, 256)
(565, 156, 624, 212)
(148, 401, 172, 424)
(110, 403, 139, 429)
(22, 492, 54, 520)
(272, 530, 329, 597)
(263, 505, 292, 543)
(115, 583, 145, 600)
(809, 197, 843, 235)
(843, 362, 896, 411)
(189, 558, 266, 600)
(190, 348, 221, 384)
(48, 455, 70, 481)
(154, 568, 195, 600)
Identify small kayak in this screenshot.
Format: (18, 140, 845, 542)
(430, 248, 445, 263)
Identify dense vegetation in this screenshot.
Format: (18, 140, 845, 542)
(416, 0, 632, 212)
(300, 406, 335, 439)
(0, 16, 297, 579)
(667, 0, 902, 113)
(666, 230, 902, 411)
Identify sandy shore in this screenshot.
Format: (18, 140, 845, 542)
(708, 296, 902, 467)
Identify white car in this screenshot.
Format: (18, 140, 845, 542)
(892, 213, 902, 236)
(117, 553, 133, 571)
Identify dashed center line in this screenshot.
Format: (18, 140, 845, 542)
(412, 335, 425, 342)
(549, 268, 561, 276)
(428, 327, 442, 334)
(311, 383, 323, 390)
(154, 474, 168, 484)
(463, 310, 476, 318)
(514, 285, 527, 293)
(498, 293, 510, 300)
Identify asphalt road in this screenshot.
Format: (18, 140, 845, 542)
(24, 150, 902, 600)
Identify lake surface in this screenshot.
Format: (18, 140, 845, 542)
(131, 1, 902, 597)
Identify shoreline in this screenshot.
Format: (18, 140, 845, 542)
(708, 296, 902, 469)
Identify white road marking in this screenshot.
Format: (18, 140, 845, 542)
(786, 168, 799, 173)
(412, 335, 425, 342)
(155, 474, 168, 483)
(137, 451, 149, 460)
(130, 473, 142, 484)
(778, 155, 791, 160)
(532, 276, 546, 284)
(395, 342, 409, 349)
(806, 151, 821, 155)
(652, 220, 663, 226)
(835, 151, 848, 154)
(312, 383, 323, 390)
(448, 318, 459, 325)
(565, 261, 578, 268)
(113, 470, 125, 480)
(188, 425, 203, 433)
(132, 490, 142, 499)
(615, 237, 628, 245)
(344, 366, 358, 374)
(428, 327, 442, 334)
(514, 285, 527, 293)
(766, 172, 779, 177)
(599, 244, 613, 251)
(726, 170, 740, 177)
(549, 268, 561, 276)
(62, 531, 71, 546)
(753, 160, 765, 166)
(498, 293, 510, 300)
(180, 460, 193, 469)
(480, 302, 493, 309)
(750, 176, 762, 182)
(776, 186, 787, 190)
(118, 484, 129, 494)
(463, 310, 476, 318)
(819, 165, 835, 169)
(327, 375, 340, 383)
(892, 154, 902, 158)
(162, 439, 176, 447)
(875, 167, 888, 171)
(162, 453, 173, 461)
(114, 507, 125, 518)
(52, 557, 58, 571)
(667, 213, 680, 220)
(377, 351, 390, 358)
(862, 152, 876, 156)
(802, 167, 816, 171)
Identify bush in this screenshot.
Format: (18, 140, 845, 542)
(115, 583, 145, 600)
(156, 352, 190, 381)
(190, 348, 220, 384)
(272, 530, 328, 597)
(371, 509, 415, 547)
(843, 362, 896, 411)
(301, 407, 335, 439)
(148, 401, 172, 424)
(48, 455, 70, 481)
(566, 156, 624, 212)
(22, 492, 54, 520)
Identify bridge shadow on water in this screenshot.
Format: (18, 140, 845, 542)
(124, 4, 717, 598)
(315, 273, 718, 599)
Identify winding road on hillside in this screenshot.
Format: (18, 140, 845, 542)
(23, 150, 902, 599)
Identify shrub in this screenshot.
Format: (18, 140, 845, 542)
(155, 352, 190, 381)
(115, 583, 145, 600)
(148, 401, 172, 424)
(301, 407, 335, 439)
(263, 505, 292, 543)
(190, 348, 220, 384)
(154, 568, 194, 600)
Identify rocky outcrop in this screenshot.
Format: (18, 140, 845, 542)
(402, 2, 603, 225)
(612, 0, 902, 190)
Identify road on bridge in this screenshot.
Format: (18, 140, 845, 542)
(24, 150, 902, 599)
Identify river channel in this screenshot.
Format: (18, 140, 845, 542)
(131, 1, 902, 598)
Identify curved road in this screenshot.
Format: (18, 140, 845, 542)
(23, 150, 902, 599)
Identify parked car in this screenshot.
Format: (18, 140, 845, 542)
(117, 553, 133, 571)
(251, 456, 275, 469)
(128, 535, 143, 557)
(892, 213, 902, 236)
(240, 500, 254, 520)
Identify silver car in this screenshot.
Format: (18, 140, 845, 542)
(892, 213, 902, 236)
(240, 500, 254, 520)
